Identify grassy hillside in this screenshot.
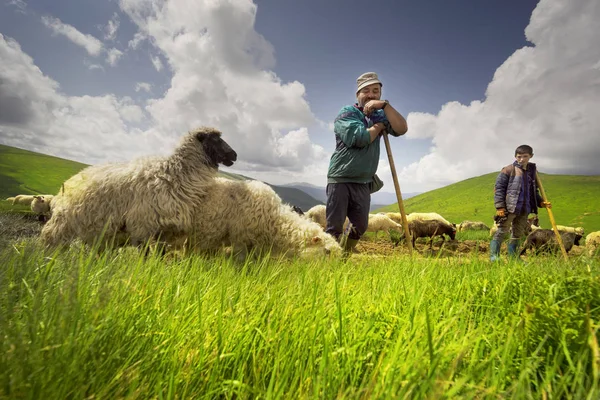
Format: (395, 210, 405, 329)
(0, 145, 323, 212)
(377, 172, 600, 234)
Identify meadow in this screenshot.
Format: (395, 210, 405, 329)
(1, 235, 599, 399)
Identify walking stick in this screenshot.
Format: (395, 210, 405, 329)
(535, 172, 568, 261)
(382, 130, 413, 253)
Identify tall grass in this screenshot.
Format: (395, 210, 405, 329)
(1, 242, 599, 398)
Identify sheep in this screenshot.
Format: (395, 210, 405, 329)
(6, 194, 37, 206)
(406, 219, 456, 249)
(585, 231, 600, 256)
(31, 195, 54, 222)
(305, 204, 349, 230)
(367, 214, 402, 237)
(458, 220, 490, 232)
(383, 212, 406, 225)
(406, 212, 453, 226)
(40, 127, 237, 249)
(556, 225, 585, 236)
(519, 229, 582, 256)
(176, 178, 341, 260)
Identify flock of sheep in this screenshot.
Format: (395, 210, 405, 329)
(4, 126, 600, 260)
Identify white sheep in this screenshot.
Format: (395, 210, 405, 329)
(586, 231, 600, 257)
(457, 220, 490, 232)
(556, 225, 585, 236)
(177, 178, 342, 260)
(305, 204, 349, 231)
(406, 212, 453, 226)
(6, 194, 37, 206)
(31, 195, 54, 222)
(40, 127, 237, 249)
(367, 214, 402, 237)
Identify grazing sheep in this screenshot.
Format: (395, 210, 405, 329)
(305, 204, 349, 230)
(383, 212, 406, 225)
(367, 214, 402, 237)
(40, 127, 237, 249)
(178, 178, 341, 260)
(407, 219, 456, 249)
(586, 231, 600, 256)
(406, 212, 453, 226)
(519, 229, 582, 256)
(6, 194, 37, 206)
(556, 225, 585, 236)
(458, 220, 490, 232)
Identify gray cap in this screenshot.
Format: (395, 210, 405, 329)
(356, 72, 382, 94)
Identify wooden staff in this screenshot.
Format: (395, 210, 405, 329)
(535, 172, 568, 261)
(382, 131, 413, 253)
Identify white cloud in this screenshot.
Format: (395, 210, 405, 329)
(128, 31, 146, 49)
(41, 16, 104, 56)
(0, 33, 163, 165)
(103, 12, 120, 41)
(135, 82, 153, 92)
(6, 0, 27, 14)
(396, 0, 600, 192)
(106, 47, 124, 66)
(150, 54, 163, 71)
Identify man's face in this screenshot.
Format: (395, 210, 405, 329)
(515, 152, 533, 168)
(356, 83, 382, 107)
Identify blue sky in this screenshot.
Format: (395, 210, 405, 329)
(1, 0, 598, 193)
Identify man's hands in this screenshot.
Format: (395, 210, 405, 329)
(540, 201, 552, 209)
(363, 100, 387, 115)
(496, 208, 506, 218)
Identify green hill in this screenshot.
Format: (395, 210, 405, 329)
(0, 145, 322, 212)
(376, 172, 600, 234)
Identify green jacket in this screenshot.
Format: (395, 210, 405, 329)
(327, 105, 385, 184)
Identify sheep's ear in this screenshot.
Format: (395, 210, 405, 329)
(311, 236, 322, 244)
(33, 195, 42, 200)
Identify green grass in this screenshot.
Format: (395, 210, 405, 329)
(377, 172, 600, 234)
(1, 243, 599, 398)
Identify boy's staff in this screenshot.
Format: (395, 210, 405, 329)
(381, 126, 413, 253)
(535, 172, 568, 261)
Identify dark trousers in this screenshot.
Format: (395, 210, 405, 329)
(325, 182, 370, 240)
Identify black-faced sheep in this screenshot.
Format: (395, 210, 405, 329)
(519, 229, 582, 256)
(585, 231, 600, 257)
(40, 127, 237, 249)
(407, 219, 456, 249)
(176, 178, 341, 260)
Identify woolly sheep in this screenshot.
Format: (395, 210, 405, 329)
(556, 225, 585, 236)
(367, 214, 402, 237)
(40, 127, 237, 249)
(458, 220, 490, 232)
(383, 212, 406, 225)
(31, 195, 54, 222)
(586, 231, 600, 256)
(177, 178, 342, 260)
(519, 229, 582, 256)
(6, 194, 37, 206)
(305, 204, 349, 230)
(406, 212, 453, 226)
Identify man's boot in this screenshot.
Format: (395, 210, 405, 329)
(343, 238, 360, 256)
(507, 240, 524, 262)
(489, 239, 501, 262)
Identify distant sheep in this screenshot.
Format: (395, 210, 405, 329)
(586, 231, 600, 256)
(6, 194, 37, 206)
(305, 204, 349, 230)
(556, 225, 585, 236)
(407, 219, 456, 249)
(40, 127, 237, 249)
(406, 212, 453, 226)
(519, 229, 582, 256)
(458, 220, 490, 232)
(177, 178, 341, 260)
(31, 195, 54, 222)
(367, 214, 402, 237)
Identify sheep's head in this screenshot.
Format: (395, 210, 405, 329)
(300, 233, 342, 259)
(194, 127, 238, 168)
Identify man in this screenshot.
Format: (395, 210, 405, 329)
(326, 72, 408, 254)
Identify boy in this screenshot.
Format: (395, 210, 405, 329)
(490, 144, 551, 261)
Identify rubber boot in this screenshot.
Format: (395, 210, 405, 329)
(489, 239, 501, 262)
(342, 238, 360, 256)
(507, 241, 524, 263)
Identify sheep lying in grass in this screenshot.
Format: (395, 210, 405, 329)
(176, 178, 341, 260)
(586, 231, 600, 256)
(6, 194, 37, 206)
(31, 195, 54, 222)
(519, 229, 582, 256)
(556, 225, 585, 236)
(41, 127, 237, 249)
(367, 214, 402, 237)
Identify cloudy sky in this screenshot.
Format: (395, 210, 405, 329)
(1, 0, 598, 193)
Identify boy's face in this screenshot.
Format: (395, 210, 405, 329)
(515, 152, 533, 168)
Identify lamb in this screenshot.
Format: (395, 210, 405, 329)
(6, 194, 37, 206)
(458, 220, 490, 232)
(31, 195, 54, 222)
(367, 214, 402, 237)
(556, 225, 585, 236)
(40, 127, 237, 249)
(406, 219, 456, 249)
(585, 231, 600, 256)
(519, 229, 582, 256)
(178, 178, 342, 260)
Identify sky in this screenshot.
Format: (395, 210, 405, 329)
(1, 0, 599, 194)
